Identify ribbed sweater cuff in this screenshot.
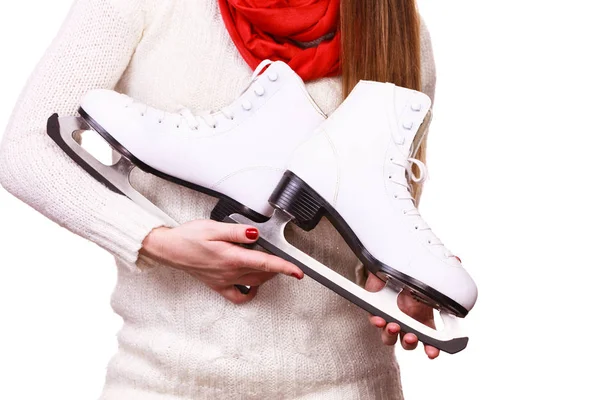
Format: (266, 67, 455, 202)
(87, 193, 170, 272)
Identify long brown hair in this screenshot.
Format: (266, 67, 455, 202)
(341, 0, 426, 204)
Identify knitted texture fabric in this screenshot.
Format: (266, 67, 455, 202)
(0, 0, 436, 398)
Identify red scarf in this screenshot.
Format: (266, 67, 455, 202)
(218, 0, 341, 81)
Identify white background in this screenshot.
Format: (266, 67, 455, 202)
(1, 1, 599, 399)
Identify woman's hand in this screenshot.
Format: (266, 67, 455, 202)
(140, 220, 304, 304)
(365, 272, 440, 359)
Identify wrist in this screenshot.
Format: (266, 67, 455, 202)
(140, 226, 170, 261)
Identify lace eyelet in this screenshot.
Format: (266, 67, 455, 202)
(268, 72, 278, 82)
(402, 210, 407, 214)
(427, 240, 431, 244)
(414, 226, 418, 230)
(254, 86, 265, 96)
(176, 125, 180, 129)
(158, 120, 162, 124)
(242, 100, 252, 111)
(140, 113, 145, 117)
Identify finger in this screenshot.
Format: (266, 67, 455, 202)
(206, 221, 261, 244)
(230, 247, 304, 279)
(381, 323, 400, 346)
(212, 284, 259, 305)
(365, 272, 385, 292)
(400, 332, 419, 351)
(369, 315, 387, 328)
(422, 316, 436, 330)
(424, 345, 440, 359)
(235, 272, 278, 286)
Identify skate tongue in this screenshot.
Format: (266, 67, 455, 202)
(251, 59, 274, 80)
(409, 110, 432, 157)
(236, 60, 275, 97)
(180, 60, 278, 128)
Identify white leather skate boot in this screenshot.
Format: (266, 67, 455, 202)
(77, 60, 326, 222)
(269, 81, 478, 318)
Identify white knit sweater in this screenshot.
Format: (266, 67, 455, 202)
(0, 0, 436, 398)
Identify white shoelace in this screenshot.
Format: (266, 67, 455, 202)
(127, 59, 275, 130)
(390, 156, 453, 257)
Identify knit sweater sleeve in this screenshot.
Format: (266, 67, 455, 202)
(420, 16, 437, 103)
(0, 0, 169, 269)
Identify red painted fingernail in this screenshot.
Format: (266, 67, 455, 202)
(454, 255, 462, 263)
(245, 228, 259, 240)
(389, 327, 400, 334)
(292, 273, 302, 280)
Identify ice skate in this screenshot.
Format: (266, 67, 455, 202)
(229, 81, 477, 353)
(46, 60, 326, 225)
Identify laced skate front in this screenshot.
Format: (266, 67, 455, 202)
(389, 155, 454, 258)
(125, 60, 276, 130)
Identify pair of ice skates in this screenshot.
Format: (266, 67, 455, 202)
(47, 60, 477, 354)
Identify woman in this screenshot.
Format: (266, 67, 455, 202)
(0, 0, 439, 398)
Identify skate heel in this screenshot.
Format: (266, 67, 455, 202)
(211, 198, 269, 223)
(269, 171, 327, 231)
(211, 199, 243, 222)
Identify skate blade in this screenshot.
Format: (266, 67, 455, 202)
(226, 209, 469, 355)
(46, 114, 177, 226)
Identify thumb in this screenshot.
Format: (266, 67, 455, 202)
(207, 221, 261, 244)
(365, 271, 386, 292)
(365, 272, 387, 323)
